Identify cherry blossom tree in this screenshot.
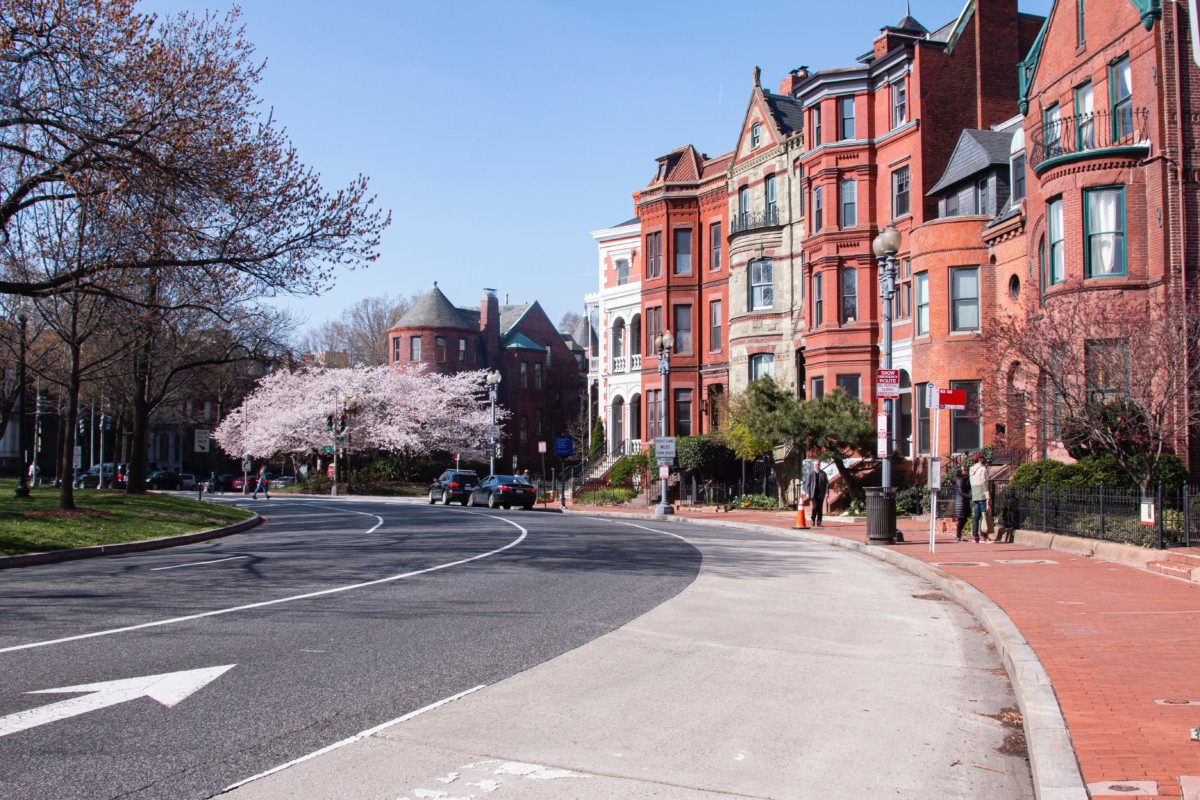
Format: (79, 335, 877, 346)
(213, 366, 502, 470)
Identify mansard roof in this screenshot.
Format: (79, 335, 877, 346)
(927, 129, 1015, 196)
(395, 283, 474, 330)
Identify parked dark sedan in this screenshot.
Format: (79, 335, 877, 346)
(428, 470, 479, 505)
(146, 470, 183, 490)
(467, 474, 536, 510)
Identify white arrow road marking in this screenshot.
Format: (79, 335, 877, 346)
(0, 664, 234, 738)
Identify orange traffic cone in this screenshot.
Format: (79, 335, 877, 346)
(794, 502, 808, 529)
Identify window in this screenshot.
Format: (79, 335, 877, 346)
(749, 259, 773, 311)
(840, 179, 857, 228)
(813, 272, 824, 327)
(811, 377, 825, 399)
(645, 306, 662, 354)
(410, 336, 422, 361)
(950, 380, 981, 452)
(839, 96, 855, 139)
(945, 192, 960, 217)
(738, 185, 749, 228)
(709, 299, 722, 352)
(765, 174, 777, 221)
(813, 185, 824, 233)
(646, 232, 662, 278)
(535, 409, 543, 435)
(976, 177, 992, 216)
(673, 305, 692, 353)
(520, 416, 528, 444)
(1086, 338, 1130, 402)
(1043, 103, 1062, 157)
(749, 354, 775, 381)
(892, 79, 907, 128)
(616, 258, 630, 285)
(709, 223, 722, 271)
(751, 122, 761, 148)
(1110, 56, 1133, 139)
(520, 362, 528, 388)
(1011, 153, 1026, 202)
(1077, 0, 1086, 45)
(916, 388, 930, 455)
(391, 336, 401, 362)
(435, 336, 447, 362)
(1085, 187, 1126, 277)
(647, 389, 660, 437)
(797, 167, 806, 218)
(840, 268, 858, 323)
(950, 267, 980, 331)
(895, 259, 912, 320)
(915, 272, 929, 335)
(1047, 197, 1065, 285)
(674, 389, 693, 436)
(812, 105, 822, 146)
(836, 374, 860, 399)
(673, 228, 692, 274)
(1075, 81, 1095, 149)
(534, 362, 543, 389)
(892, 167, 910, 218)
(459, 338, 466, 362)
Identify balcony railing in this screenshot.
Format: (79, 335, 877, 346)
(1030, 107, 1149, 172)
(730, 206, 781, 236)
(612, 356, 627, 373)
(631, 354, 642, 371)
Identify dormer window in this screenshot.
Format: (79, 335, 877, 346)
(655, 162, 667, 180)
(751, 122, 761, 148)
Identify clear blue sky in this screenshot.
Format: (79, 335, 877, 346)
(139, 0, 1053, 333)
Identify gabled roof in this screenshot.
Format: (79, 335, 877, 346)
(927, 129, 1016, 196)
(395, 283, 474, 330)
(762, 92, 806, 135)
(499, 303, 533, 334)
(502, 331, 545, 351)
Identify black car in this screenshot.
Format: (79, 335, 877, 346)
(467, 474, 536, 510)
(146, 470, 183, 490)
(428, 470, 479, 505)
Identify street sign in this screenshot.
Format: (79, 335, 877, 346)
(485, 443, 496, 459)
(938, 389, 967, 410)
(929, 458, 942, 490)
(241, 459, 253, 473)
(487, 424, 501, 439)
(538, 441, 546, 453)
(653, 436, 677, 459)
(554, 436, 574, 456)
(925, 382, 937, 409)
(322, 445, 334, 454)
(73, 446, 82, 469)
(194, 429, 210, 453)
(876, 413, 888, 458)
(659, 464, 669, 479)
(876, 369, 901, 399)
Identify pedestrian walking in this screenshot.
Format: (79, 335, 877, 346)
(252, 464, 270, 500)
(969, 453, 990, 542)
(953, 466, 971, 541)
(802, 460, 829, 527)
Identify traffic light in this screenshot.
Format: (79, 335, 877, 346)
(337, 413, 347, 432)
(495, 442, 503, 458)
(325, 414, 334, 432)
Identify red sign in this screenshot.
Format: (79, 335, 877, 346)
(876, 369, 901, 399)
(938, 389, 967, 410)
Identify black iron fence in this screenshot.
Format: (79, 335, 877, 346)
(990, 480, 1198, 549)
(1029, 107, 1149, 171)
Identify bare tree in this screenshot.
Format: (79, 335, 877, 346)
(300, 294, 415, 366)
(986, 280, 1200, 493)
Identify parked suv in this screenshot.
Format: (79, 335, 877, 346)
(428, 470, 479, 505)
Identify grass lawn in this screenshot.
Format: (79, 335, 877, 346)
(0, 482, 254, 556)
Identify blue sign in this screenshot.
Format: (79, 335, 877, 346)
(554, 436, 574, 457)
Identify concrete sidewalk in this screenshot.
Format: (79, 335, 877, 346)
(565, 505, 1200, 800)
(221, 512, 1032, 800)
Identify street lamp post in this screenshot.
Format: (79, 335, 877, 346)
(654, 330, 674, 516)
(872, 221, 902, 491)
(13, 305, 29, 498)
(486, 370, 501, 476)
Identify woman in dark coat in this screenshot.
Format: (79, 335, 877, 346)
(953, 467, 971, 541)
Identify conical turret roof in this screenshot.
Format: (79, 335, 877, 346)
(394, 283, 473, 330)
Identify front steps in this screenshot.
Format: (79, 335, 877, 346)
(1146, 549, 1200, 583)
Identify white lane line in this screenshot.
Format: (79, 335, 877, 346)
(0, 513, 527, 655)
(150, 556, 249, 572)
(219, 684, 486, 794)
(281, 502, 385, 534)
(582, 516, 693, 544)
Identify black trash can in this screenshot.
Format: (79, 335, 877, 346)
(865, 486, 897, 545)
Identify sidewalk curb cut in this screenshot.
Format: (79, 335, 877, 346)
(0, 513, 263, 570)
(567, 508, 1088, 800)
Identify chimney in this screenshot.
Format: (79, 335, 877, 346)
(482, 288, 500, 367)
(779, 67, 808, 96)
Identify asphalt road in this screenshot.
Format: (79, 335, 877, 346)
(0, 498, 701, 800)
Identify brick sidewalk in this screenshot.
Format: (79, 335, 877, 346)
(570, 504, 1200, 800)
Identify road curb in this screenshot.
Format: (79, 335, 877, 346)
(567, 508, 1088, 800)
(0, 513, 263, 570)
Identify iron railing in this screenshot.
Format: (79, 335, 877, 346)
(730, 206, 781, 235)
(1030, 108, 1149, 171)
